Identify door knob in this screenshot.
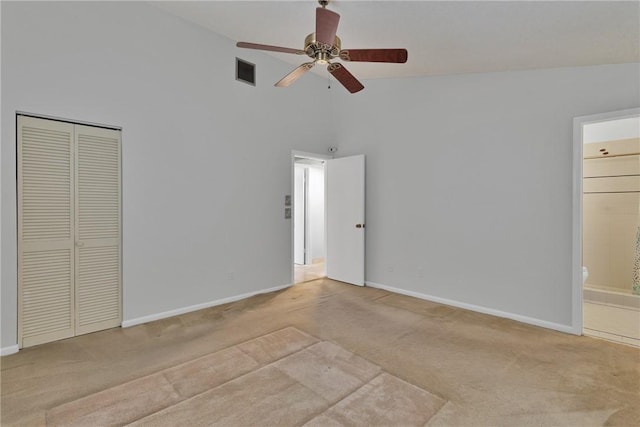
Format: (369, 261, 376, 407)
(355, 224, 365, 228)
(76, 241, 85, 247)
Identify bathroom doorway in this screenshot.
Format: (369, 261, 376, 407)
(576, 110, 640, 347)
(293, 154, 327, 284)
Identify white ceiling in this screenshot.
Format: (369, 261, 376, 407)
(154, 1, 640, 80)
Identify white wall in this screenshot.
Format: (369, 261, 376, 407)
(1, 1, 333, 349)
(2, 2, 639, 350)
(333, 63, 640, 328)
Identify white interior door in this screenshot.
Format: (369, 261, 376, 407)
(326, 155, 365, 286)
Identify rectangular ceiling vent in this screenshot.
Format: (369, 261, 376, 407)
(236, 58, 255, 86)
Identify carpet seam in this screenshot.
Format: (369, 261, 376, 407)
(376, 368, 449, 403)
(115, 372, 183, 426)
(234, 330, 319, 365)
(298, 372, 387, 426)
(302, 371, 448, 427)
(124, 343, 326, 426)
(46, 327, 317, 426)
(49, 327, 446, 426)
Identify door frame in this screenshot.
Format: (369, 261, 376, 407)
(571, 107, 640, 335)
(291, 150, 332, 284)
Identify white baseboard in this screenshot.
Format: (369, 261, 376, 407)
(122, 283, 292, 328)
(365, 281, 577, 335)
(1, 345, 20, 356)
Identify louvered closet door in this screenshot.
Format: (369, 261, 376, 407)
(18, 116, 76, 347)
(74, 125, 122, 335)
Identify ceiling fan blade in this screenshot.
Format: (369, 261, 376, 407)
(236, 42, 305, 55)
(339, 49, 408, 63)
(275, 62, 315, 87)
(316, 7, 340, 47)
(327, 63, 364, 94)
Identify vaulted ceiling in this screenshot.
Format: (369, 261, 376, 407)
(155, 1, 640, 80)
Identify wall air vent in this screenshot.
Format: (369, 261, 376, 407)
(236, 58, 255, 86)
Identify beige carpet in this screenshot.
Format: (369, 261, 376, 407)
(5, 280, 638, 426)
(46, 327, 445, 426)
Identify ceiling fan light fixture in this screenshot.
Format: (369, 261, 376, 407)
(235, 3, 408, 93)
(316, 51, 329, 64)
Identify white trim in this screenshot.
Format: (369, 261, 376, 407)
(122, 284, 291, 328)
(366, 281, 576, 335)
(16, 111, 121, 131)
(292, 150, 332, 162)
(571, 108, 640, 336)
(1, 345, 20, 356)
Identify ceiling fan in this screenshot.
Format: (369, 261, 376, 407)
(236, 0, 408, 94)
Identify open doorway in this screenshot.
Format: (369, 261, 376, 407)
(574, 109, 640, 347)
(293, 154, 328, 284)
(290, 150, 366, 287)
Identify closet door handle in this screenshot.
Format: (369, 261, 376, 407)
(76, 241, 85, 248)
(355, 224, 365, 228)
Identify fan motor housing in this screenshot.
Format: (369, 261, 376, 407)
(304, 33, 341, 63)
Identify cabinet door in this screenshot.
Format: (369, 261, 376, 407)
(18, 116, 76, 347)
(74, 125, 122, 335)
